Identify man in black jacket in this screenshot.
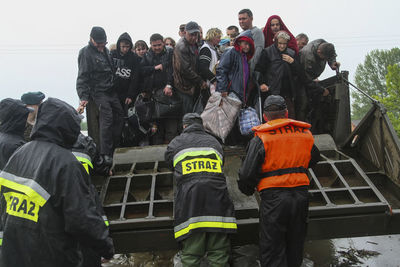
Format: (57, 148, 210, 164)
(0, 98, 114, 267)
(165, 113, 237, 266)
(141, 33, 179, 145)
(110, 32, 141, 108)
(76, 26, 124, 163)
(0, 98, 33, 170)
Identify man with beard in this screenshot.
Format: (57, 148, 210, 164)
(110, 32, 141, 108)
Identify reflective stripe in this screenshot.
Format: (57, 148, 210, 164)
(0, 231, 3, 246)
(0, 171, 50, 206)
(72, 152, 94, 169)
(173, 147, 223, 167)
(102, 215, 109, 227)
(174, 216, 237, 239)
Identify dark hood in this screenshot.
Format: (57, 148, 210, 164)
(31, 97, 81, 149)
(234, 30, 255, 60)
(0, 98, 30, 136)
(116, 32, 133, 55)
(183, 122, 205, 133)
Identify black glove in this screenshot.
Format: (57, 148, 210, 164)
(238, 180, 255, 196)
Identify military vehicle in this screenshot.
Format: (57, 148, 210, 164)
(89, 71, 400, 253)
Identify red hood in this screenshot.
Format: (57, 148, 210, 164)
(263, 15, 299, 54)
(234, 34, 255, 61)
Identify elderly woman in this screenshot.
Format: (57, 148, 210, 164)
(255, 31, 301, 118)
(199, 28, 222, 93)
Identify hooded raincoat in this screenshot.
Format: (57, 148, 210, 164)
(0, 98, 114, 267)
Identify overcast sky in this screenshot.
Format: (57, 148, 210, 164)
(1, 0, 399, 109)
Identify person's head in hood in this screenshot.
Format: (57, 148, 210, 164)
(0, 98, 33, 136)
(31, 98, 82, 149)
(263, 15, 298, 54)
(234, 30, 255, 60)
(182, 113, 203, 129)
(117, 32, 133, 56)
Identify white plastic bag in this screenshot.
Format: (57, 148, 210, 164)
(201, 92, 242, 142)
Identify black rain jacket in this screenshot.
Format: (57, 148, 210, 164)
(110, 32, 142, 102)
(0, 99, 29, 170)
(76, 42, 115, 101)
(165, 123, 236, 242)
(0, 98, 114, 267)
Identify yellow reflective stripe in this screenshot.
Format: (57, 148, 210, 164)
(4, 192, 41, 222)
(82, 163, 89, 174)
(182, 158, 222, 175)
(0, 239, 2, 246)
(75, 156, 94, 169)
(102, 215, 109, 226)
(173, 150, 222, 167)
(174, 221, 237, 239)
(105, 220, 109, 227)
(0, 177, 46, 206)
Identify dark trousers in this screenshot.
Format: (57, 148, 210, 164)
(181, 232, 230, 267)
(294, 85, 308, 122)
(259, 187, 309, 267)
(177, 90, 195, 115)
(92, 92, 124, 156)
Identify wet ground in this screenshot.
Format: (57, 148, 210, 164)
(102, 235, 400, 266)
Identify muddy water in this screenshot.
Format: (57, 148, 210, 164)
(102, 235, 400, 266)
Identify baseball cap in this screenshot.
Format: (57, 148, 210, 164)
(263, 95, 287, 111)
(90, 26, 107, 43)
(185, 21, 200, 34)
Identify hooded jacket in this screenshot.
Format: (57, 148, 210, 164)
(173, 37, 203, 95)
(141, 46, 174, 94)
(76, 41, 115, 101)
(0, 99, 30, 170)
(216, 30, 255, 103)
(263, 15, 299, 54)
(255, 42, 301, 98)
(0, 98, 114, 267)
(110, 32, 141, 101)
(165, 123, 237, 242)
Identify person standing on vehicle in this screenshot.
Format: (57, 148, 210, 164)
(110, 32, 141, 108)
(216, 30, 255, 104)
(165, 113, 237, 266)
(199, 28, 222, 94)
(173, 21, 208, 115)
(141, 33, 178, 145)
(20, 91, 45, 141)
(0, 98, 33, 170)
(238, 95, 320, 267)
(76, 26, 124, 165)
(0, 97, 114, 267)
(238, 9, 264, 73)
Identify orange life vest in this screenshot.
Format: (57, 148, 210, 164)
(252, 118, 314, 191)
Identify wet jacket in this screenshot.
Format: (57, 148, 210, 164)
(216, 30, 255, 103)
(255, 44, 301, 98)
(238, 118, 320, 195)
(0, 98, 114, 267)
(110, 32, 141, 102)
(173, 37, 203, 95)
(76, 42, 115, 101)
(0, 99, 30, 170)
(165, 123, 237, 242)
(299, 39, 337, 80)
(141, 46, 174, 94)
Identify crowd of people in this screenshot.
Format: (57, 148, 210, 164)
(76, 8, 339, 163)
(0, 8, 339, 267)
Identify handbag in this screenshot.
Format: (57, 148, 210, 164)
(152, 89, 182, 119)
(239, 107, 261, 136)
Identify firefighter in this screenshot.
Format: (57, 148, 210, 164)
(0, 98, 114, 267)
(165, 113, 237, 266)
(238, 95, 320, 267)
(0, 98, 33, 170)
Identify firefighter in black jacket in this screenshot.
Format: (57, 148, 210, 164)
(0, 98, 33, 170)
(0, 98, 114, 267)
(165, 113, 237, 266)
